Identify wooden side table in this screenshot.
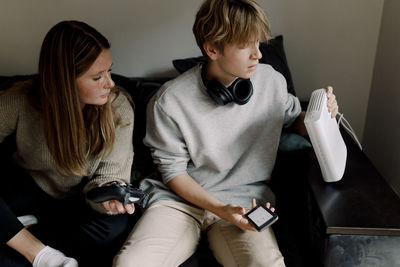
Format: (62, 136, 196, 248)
(306, 130, 400, 266)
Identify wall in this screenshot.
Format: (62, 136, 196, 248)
(363, 0, 400, 194)
(263, 0, 383, 142)
(0, 0, 383, 140)
(0, 0, 202, 77)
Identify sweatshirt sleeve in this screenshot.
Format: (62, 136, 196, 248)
(83, 94, 134, 212)
(283, 92, 301, 128)
(143, 95, 190, 184)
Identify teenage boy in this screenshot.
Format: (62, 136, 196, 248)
(114, 0, 338, 266)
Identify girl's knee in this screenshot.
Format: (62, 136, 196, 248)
(82, 214, 130, 245)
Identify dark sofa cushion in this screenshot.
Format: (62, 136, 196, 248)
(0, 75, 36, 90)
(111, 74, 171, 182)
(172, 35, 296, 96)
(258, 35, 296, 96)
(173, 56, 206, 74)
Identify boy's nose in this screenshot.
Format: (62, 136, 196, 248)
(252, 45, 262, 60)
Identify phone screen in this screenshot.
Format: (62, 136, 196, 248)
(245, 205, 278, 231)
(247, 206, 273, 227)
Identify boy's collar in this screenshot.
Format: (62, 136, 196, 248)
(200, 62, 208, 87)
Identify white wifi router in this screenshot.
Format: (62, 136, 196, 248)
(304, 89, 347, 182)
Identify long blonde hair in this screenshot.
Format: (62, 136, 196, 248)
(30, 20, 118, 176)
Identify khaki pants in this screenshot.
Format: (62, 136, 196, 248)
(113, 200, 285, 267)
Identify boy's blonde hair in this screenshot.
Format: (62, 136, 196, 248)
(193, 0, 271, 58)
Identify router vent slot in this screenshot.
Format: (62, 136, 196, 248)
(315, 91, 323, 111)
(308, 91, 324, 112)
(308, 98, 315, 111)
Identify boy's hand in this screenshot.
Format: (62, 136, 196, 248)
(326, 86, 339, 118)
(218, 204, 256, 231)
(218, 204, 255, 232)
(217, 198, 275, 232)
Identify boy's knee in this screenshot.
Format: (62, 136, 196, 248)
(250, 250, 285, 267)
(113, 248, 135, 267)
(216, 249, 285, 267)
(113, 244, 160, 267)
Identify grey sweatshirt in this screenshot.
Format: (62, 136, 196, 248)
(141, 64, 301, 208)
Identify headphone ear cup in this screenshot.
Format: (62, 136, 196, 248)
(206, 79, 234, 106)
(230, 78, 253, 105)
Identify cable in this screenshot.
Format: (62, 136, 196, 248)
(337, 112, 362, 150)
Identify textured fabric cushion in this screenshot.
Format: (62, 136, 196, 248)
(172, 35, 296, 96)
(111, 74, 169, 182)
(258, 35, 296, 96)
(278, 132, 311, 152)
(0, 75, 36, 91)
(173, 56, 206, 74)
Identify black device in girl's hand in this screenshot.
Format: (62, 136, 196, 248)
(245, 205, 279, 231)
(86, 182, 147, 207)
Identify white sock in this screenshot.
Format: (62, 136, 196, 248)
(17, 215, 38, 227)
(32, 246, 78, 267)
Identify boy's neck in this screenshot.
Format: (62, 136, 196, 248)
(205, 61, 236, 87)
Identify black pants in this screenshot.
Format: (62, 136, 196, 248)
(0, 160, 137, 267)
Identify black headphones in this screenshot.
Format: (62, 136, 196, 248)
(201, 64, 253, 106)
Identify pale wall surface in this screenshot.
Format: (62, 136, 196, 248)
(0, 0, 383, 142)
(363, 0, 400, 194)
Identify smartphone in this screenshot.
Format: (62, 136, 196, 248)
(245, 205, 279, 231)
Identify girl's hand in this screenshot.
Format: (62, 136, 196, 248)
(102, 200, 135, 214)
(100, 181, 135, 214)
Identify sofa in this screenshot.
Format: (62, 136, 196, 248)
(0, 36, 332, 267)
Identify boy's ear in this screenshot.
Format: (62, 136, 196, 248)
(203, 42, 219, 61)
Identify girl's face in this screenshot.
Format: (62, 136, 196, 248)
(76, 49, 115, 108)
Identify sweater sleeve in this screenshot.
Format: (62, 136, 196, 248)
(143, 96, 190, 184)
(0, 89, 21, 143)
(83, 94, 134, 212)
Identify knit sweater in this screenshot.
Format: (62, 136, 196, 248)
(141, 64, 301, 208)
(0, 85, 134, 213)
